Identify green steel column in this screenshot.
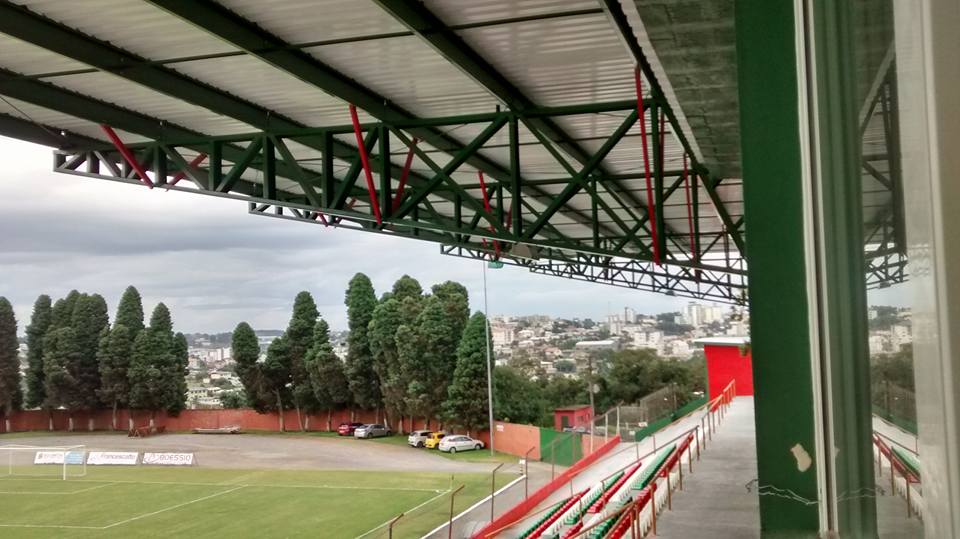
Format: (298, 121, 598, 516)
(735, 1, 820, 536)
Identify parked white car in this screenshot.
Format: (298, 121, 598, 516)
(438, 435, 484, 453)
(407, 430, 433, 447)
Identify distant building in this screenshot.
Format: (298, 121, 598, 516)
(575, 339, 619, 352)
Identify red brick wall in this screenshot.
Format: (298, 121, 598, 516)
(1, 408, 420, 433)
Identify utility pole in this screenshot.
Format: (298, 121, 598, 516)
(483, 261, 495, 456)
(588, 354, 596, 453)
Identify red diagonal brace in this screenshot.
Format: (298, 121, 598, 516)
(311, 211, 330, 226)
(392, 138, 418, 213)
(168, 153, 207, 187)
(682, 154, 697, 262)
(634, 67, 660, 265)
(477, 171, 500, 260)
(348, 104, 382, 225)
(100, 124, 154, 189)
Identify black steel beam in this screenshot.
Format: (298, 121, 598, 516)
(0, 112, 100, 149)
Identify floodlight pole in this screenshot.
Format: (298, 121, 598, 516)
(483, 261, 495, 456)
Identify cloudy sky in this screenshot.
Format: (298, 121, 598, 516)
(0, 136, 696, 333)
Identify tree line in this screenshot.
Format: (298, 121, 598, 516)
(0, 287, 187, 431)
(493, 348, 706, 427)
(231, 273, 492, 434)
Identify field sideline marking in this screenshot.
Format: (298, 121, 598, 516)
(0, 476, 441, 492)
(0, 485, 245, 530)
(354, 488, 452, 539)
(421, 475, 526, 538)
(0, 482, 115, 495)
(101, 485, 246, 529)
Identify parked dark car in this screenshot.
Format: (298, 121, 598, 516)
(337, 422, 364, 436)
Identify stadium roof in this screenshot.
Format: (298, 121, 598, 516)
(0, 0, 903, 303)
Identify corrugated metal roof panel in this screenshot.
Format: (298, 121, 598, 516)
(303, 35, 497, 117)
(218, 0, 408, 44)
(455, 13, 636, 107)
(167, 54, 376, 127)
(0, 34, 88, 75)
(17, 0, 236, 59)
(44, 71, 255, 136)
(423, 0, 600, 26)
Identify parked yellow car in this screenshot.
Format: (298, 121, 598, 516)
(423, 432, 446, 449)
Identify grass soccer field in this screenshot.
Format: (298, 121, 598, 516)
(0, 467, 507, 538)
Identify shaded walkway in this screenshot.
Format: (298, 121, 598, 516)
(653, 397, 760, 538)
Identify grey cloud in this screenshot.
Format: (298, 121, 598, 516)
(1, 136, 686, 333)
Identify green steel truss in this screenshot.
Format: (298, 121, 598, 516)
(50, 99, 749, 301)
(0, 0, 905, 303)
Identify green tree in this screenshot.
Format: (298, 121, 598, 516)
(97, 324, 133, 429)
(70, 294, 109, 420)
(49, 290, 80, 331)
(443, 312, 492, 434)
(149, 303, 173, 337)
(169, 332, 189, 415)
(344, 273, 381, 413)
(431, 281, 470, 340)
(369, 296, 406, 431)
(260, 335, 292, 431)
(391, 275, 423, 302)
(0, 298, 22, 430)
(25, 295, 52, 409)
(128, 329, 178, 425)
(493, 366, 548, 425)
(399, 295, 460, 426)
(114, 286, 145, 334)
(286, 292, 318, 430)
(305, 319, 352, 430)
(42, 327, 83, 429)
(231, 322, 263, 409)
(127, 304, 180, 426)
(220, 390, 246, 409)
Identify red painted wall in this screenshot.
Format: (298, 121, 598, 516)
(705, 344, 754, 398)
(553, 406, 592, 431)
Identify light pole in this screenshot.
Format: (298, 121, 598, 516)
(483, 261, 495, 456)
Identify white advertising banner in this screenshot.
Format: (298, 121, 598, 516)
(142, 452, 194, 466)
(33, 451, 65, 464)
(87, 451, 139, 465)
(33, 451, 84, 465)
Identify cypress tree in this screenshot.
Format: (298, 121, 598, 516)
(305, 319, 351, 430)
(286, 292, 318, 430)
(97, 324, 133, 430)
(115, 286, 145, 334)
(260, 335, 292, 431)
(50, 290, 80, 331)
(149, 303, 173, 338)
(42, 327, 82, 429)
(128, 304, 180, 426)
(391, 275, 423, 302)
(231, 322, 261, 408)
(443, 312, 493, 434)
(431, 281, 470, 340)
(25, 295, 52, 409)
(344, 273, 381, 414)
(399, 295, 459, 427)
(169, 332, 188, 415)
(0, 298, 22, 431)
(70, 294, 109, 424)
(370, 298, 403, 430)
(127, 329, 176, 426)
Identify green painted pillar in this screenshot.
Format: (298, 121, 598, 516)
(735, 1, 821, 536)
